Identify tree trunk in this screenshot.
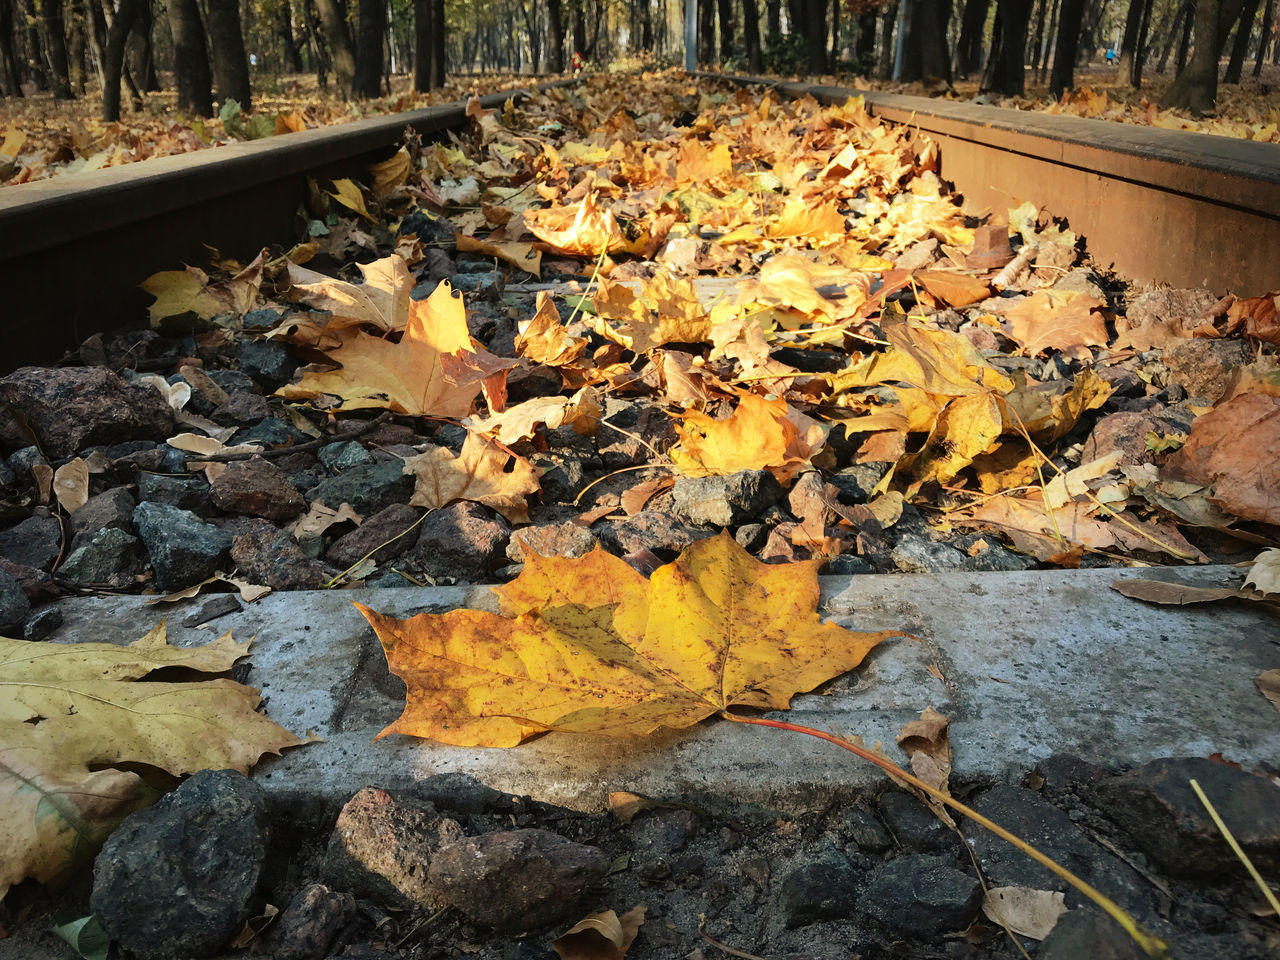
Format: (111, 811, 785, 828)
(547, 0, 564, 70)
(40, 0, 73, 97)
(717, 0, 734, 59)
(313, 0, 356, 95)
(1161, 0, 1246, 113)
(899, 0, 951, 80)
(1174, 0, 1193, 73)
(430, 0, 444, 84)
(1115, 0, 1145, 77)
(413, 0, 430, 89)
(1255, 0, 1274, 73)
(698, 0, 714, 63)
(354, 0, 385, 96)
(66, 0, 85, 93)
(766, 0, 780, 35)
(167, 0, 212, 114)
(830, 0, 840, 62)
(278, 0, 304, 70)
(132, 0, 159, 91)
(572, 0, 587, 54)
(856, 9, 877, 66)
(1131, 0, 1153, 84)
(206, 0, 251, 107)
(875, 0, 898, 78)
(744, 0, 763, 70)
(983, 0, 1031, 93)
(1048, 0, 1084, 95)
(1224, 0, 1261, 80)
(22, 0, 48, 90)
(1038, 0, 1058, 79)
(0, 0, 23, 95)
(805, 0, 826, 71)
(302, 0, 330, 86)
(955, 0, 988, 75)
(102, 0, 140, 119)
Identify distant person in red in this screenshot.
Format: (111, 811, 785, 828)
(571, 51, 585, 75)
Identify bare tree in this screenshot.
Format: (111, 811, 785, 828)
(167, 0, 213, 113)
(1224, 0, 1262, 80)
(1161, 0, 1245, 113)
(1256, 0, 1274, 74)
(547, 0, 564, 70)
(743, 0, 763, 70)
(354, 0, 386, 95)
(207, 0, 252, 106)
(430, 0, 444, 85)
(1048, 0, 1084, 96)
(955, 0, 990, 76)
(1, 0, 25, 95)
(102, 0, 141, 119)
(313, 0, 357, 95)
(983, 0, 1032, 94)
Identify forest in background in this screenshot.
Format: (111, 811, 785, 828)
(0, 0, 1276, 123)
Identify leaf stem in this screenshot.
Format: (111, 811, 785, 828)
(717, 710, 1171, 960)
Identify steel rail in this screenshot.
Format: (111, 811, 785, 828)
(0, 82, 570, 370)
(706, 73, 1280, 295)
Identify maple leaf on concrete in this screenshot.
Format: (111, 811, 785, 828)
(403, 431, 541, 524)
(276, 281, 490, 417)
(0, 624, 309, 898)
(355, 533, 901, 747)
(1003, 291, 1109, 360)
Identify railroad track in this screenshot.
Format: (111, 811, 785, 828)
(1, 73, 1277, 371)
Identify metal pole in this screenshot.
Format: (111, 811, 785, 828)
(684, 0, 697, 71)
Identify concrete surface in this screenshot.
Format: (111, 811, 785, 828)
(44, 564, 1279, 815)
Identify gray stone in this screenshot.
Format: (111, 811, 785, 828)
(506, 520, 598, 563)
(1037, 907, 1147, 960)
(0, 568, 30, 633)
(829, 463, 888, 503)
(326, 503, 422, 568)
(271, 883, 356, 960)
(90, 770, 269, 960)
(0, 366, 174, 459)
(133, 501, 233, 591)
(427, 829, 610, 932)
(958, 538, 1038, 572)
(734, 523, 769, 552)
(411, 773, 508, 815)
(233, 418, 309, 447)
(239, 339, 297, 392)
(1051, 268, 1107, 301)
(7, 446, 48, 478)
(777, 851, 861, 928)
(308, 462, 413, 516)
(671, 470, 784, 526)
(137, 472, 213, 513)
(0, 515, 61, 571)
(822, 554, 874, 575)
(1163, 338, 1253, 404)
(324, 787, 463, 908)
(598, 511, 716, 556)
(58, 529, 143, 588)
(211, 390, 271, 425)
(1097, 757, 1280, 878)
(228, 519, 330, 590)
(890, 535, 967, 573)
(877, 791, 954, 852)
(410, 502, 510, 581)
(210, 459, 305, 520)
(319, 441, 374, 473)
(68, 487, 137, 541)
(859, 853, 982, 937)
(206, 370, 255, 396)
(836, 806, 892, 854)
(23, 605, 62, 640)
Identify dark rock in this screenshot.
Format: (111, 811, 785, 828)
(821, 554, 874, 575)
(631, 809, 699, 859)
(530, 453, 596, 505)
(1083, 411, 1189, 466)
(877, 792, 954, 852)
(399, 210, 456, 246)
(23, 605, 62, 640)
(598, 511, 716, 556)
(308, 462, 413, 516)
(0, 366, 174, 458)
(1163, 338, 1252, 404)
(210, 459, 305, 521)
(829, 464, 888, 503)
(1037, 907, 1147, 960)
(0, 557, 59, 603)
(1097, 757, 1280, 877)
(777, 852, 861, 928)
(836, 806, 893, 854)
(958, 538, 1038, 572)
(961, 786, 1149, 913)
(859, 853, 982, 938)
(735, 523, 769, 552)
(326, 504, 422, 568)
(133, 501, 233, 591)
(0, 514, 61, 570)
(889, 535, 967, 574)
(239, 339, 297, 391)
(91, 769, 269, 960)
(409, 502, 510, 581)
(412, 773, 508, 815)
(0, 568, 30, 632)
(233, 418, 309, 447)
(68, 487, 137, 542)
(324, 787, 463, 908)
(671, 471, 784, 526)
(212, 390, 271, 425)
(1124, 288, 1218, 340)
(58, 528, 143, 588)
(427, 829, 610, 932)
(506, 520, 598, 563)
(137, 472, 213, 513)
(206, 370, 256, 396)
(229, 519, 330, 590)
(319, 441, 374, 473)
(271, 883, 357, 960)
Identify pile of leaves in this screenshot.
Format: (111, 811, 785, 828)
(0, 74, 536, 186)
(140, 71, 1279, 582)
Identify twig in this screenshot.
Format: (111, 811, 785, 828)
(992, 243, 1038, 290)
(194, 412, 392, 462)
(697, 917, 767, 960)
(322, 508, 433, 589)
(1190, 779, 1280, 917)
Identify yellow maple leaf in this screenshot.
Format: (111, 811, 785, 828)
(1004, 291, 1108, 360)
(669, 393, 827, 482)
(515, 292, 589, 366)
(274, 254, 414, 349)
(403, 431, 541, 524)
(355, 533, 900, 747)
(328, 177, 375, 221)
(524, 193, 636, 257)
(275, 280, 485, 416)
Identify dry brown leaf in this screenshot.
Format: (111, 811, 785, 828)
(982, 887, 1068, 940)
(276, 254, 414, 348)
(1003, 291, 1108, 359)
(403, 432, 541, 524)
(456, 233, 542, 277)
(895, 706, 954, 826)
(553, 906, 646, 960)
(915, 270, 990, 308)
(516, 291, 589, 366)
(1245, 549, 1280, 596)
(468, 387, 602, 445)
(1164, 393, 1280, 526)
(52, 458, 89, 514)
(620, 476, 675, 515)
(670, 394, 827, 483)
(1257, 670, 1280, 714)
(1109, 579, 1272, 607)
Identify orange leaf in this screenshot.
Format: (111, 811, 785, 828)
(402, 431, 541, 524)
(1003, 291, 1109, 360)
(670, 394, 827, 482)
(915, 270, 990, 308)
(524, 193, 635, 257)
(456, 233, 542, 278)
(355, 533, 899, 747)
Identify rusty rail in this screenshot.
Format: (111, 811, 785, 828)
(708, 73, 1280, 295)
